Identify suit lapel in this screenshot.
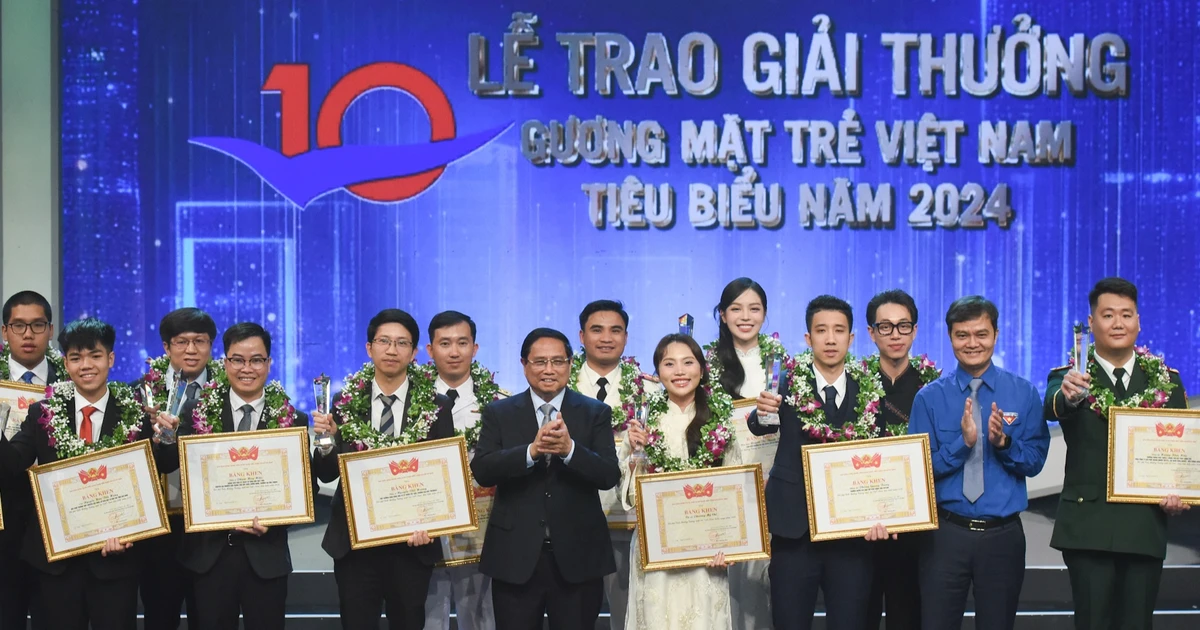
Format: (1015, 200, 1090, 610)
(98, 389, 121, 439)
(1094, 367, 1117, 394)
(399, 386, 414, 432)
(1129, 362, 1149, 396)
(514, 389, 538, 442)
(221, 396, 236, 432)
(842, 375, 861, 419)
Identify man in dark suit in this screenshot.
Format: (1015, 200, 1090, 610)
(0, 318, 153, 630)
(1047, 278, 1190, 629)
(311, 308, 455, 630)
(749, 296, 876, 630)
(0, 290, 66, 630)
(159, 322, 307, 630)
(471, 328, 620, 630)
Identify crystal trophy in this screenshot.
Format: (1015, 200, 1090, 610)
(1072, 322, 1090, 374)
(145, 381, 176, 445)
(678, 313, 694, 337)
(629, 403, 649, 474)
(313, 373, 334, 450)
(758, 357, 783, 426)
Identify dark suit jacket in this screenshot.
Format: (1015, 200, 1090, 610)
(313, 383, 454, 563)
(167, 393, 309, 580)
(748, 370, 860, 540)
(1046, 363, 1188, 559)
(0, 389, 153, 579)
(470, 388, 620, 585)
(0, 368, 62, 559)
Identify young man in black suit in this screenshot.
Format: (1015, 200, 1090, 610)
(0, 318, 153, 630)
(311, 308, 455, 630)
(470, 328, 621, 630)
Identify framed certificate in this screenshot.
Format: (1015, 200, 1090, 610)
(28, 440, 170, 562)
(801, 434, 938, 542)
(729, 398, 780, 476)
(0, 380, 47, 440)
(1107, 407, 1200, 504)
(437, 481, 493, 567)
(634, 464, 770, 572)
(179, 427, 315, 531)
(337, 435, 478, 550)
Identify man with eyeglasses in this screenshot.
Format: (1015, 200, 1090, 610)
(471, 328, 620, 630)
(312, 309, 455, 630)
(134, 307, 219, 630)
(0, 290, 64, 630)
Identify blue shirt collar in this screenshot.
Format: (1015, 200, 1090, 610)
(955, 362, 997, 392)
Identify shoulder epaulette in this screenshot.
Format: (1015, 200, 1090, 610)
(1168, 367, 1180, 375)
(1049, 364, 1071, 373)
(497, 388, 512, 398)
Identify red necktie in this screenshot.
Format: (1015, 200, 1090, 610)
(80, 405, 96, 444)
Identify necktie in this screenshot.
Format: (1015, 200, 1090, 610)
(822, 385, 839, 414)
(1113, 367, 1128, 399)
(20, 371, 35, 384)
(538, 403, 555, 466)
(236, 404, 254, 432)
(446, 389, 460, 409)
(596, 377, 609, 403)
(379, 394, 399, 436)
(170, 372, 188, 415)
(963, 378, 985, 502)
(80, 405, 97, 444)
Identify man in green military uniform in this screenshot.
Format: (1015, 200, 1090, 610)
(1046, 277, 1190, 629)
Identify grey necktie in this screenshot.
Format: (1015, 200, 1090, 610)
(379, 394, 399, 436)
(236, 404, 255, 432)
(963, 378, 985, 502)
(538, 403, 555, 428)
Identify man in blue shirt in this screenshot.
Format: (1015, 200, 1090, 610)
(907, 296, 1049, 630)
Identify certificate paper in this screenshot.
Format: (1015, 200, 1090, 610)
(0, 380, 46, 440)
(728, 398, 779, 476)
(1108, 407, 1200, 504)
(29, 440, 170, 562)
(801, 434, 938, 542)
(635, 464, 769, 571)
(439, 481, 494, 566)
(337, 436, 478, 550)
(179, 427, 314, 531)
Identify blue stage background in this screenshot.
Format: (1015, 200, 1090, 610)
(60, 0, 1200, 402)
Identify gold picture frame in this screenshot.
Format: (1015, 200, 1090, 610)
(178, 427, 315, 532)
(801, 434, 939, 542)
(634, 463, 770, 572)
(1106, 406, 1200, 505)
(28, 440, 170, 562)
(337, 435, 478, 551)
(0, 379, 51, 437)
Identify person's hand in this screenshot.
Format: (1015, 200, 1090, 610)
(312, 411, 336, 435)
(1061, 371, 1092, 406)
(408, 530, 433, 546)
(756, 391, 782, 416)
(235, 516, 269, 536)
(529, 421, 553, 459)
(626, 421, 647, 450)
(101, 538, 132, 556)
(864, 523, 897, 541)
(537, 416, 573, 457)
(961, 398, 978, 448)
(1161, 494, 1191, 516)
(152, 412, 180, 443)
(987, 403, 1009, 448)
(707, 551, 732, 569)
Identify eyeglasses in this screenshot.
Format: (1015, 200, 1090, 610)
(226, 356, 269, 369)
(5, 321, 49, 335)
(527, 358, 570, 369)
(169, 337, 211, 350)
(372, 338, 413, 350)
(873, 321, 915, 336)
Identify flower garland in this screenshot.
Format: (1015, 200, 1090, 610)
(191, 371, 296, 434)
(137, 354, 224, 408)
(642, 386, 734, 473)
(426, 360, 502, 450)
(862, 353, 941, 436)
(1066, 345, 1178, 417)
(703, 332, 788, 392)
(38, 381, 145, 459)
(335, 362, 440, 450)
(568, 352, 648, 432)
(0, 343, 66, 382)
(783, 351, 885, 443)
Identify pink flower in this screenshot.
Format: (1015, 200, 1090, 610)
(865, 400, 880, 415)
(1154, 390, 1169, 405)
(1139, 400, 1151, 408)
(356, 380, 367, 390)
(145, 370, 161, 382)
(771, 332, 780, 340)
(47, 436, 56, 447)
(354, 441, 367, 451)
(44, 385, 55, 398)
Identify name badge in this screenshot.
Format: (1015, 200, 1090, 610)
(1002, 412, 1018, 426)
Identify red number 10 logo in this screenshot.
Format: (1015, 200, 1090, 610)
(262, 62, 457, 203)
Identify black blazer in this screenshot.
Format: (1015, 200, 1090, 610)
(470, 388, 620, 585)
(748, 370, 860, 540)
(0, 369, 63, 557)
(169, 394, 309, 580)
(0, 392, 153, 579)
(313, 385, 455, 563)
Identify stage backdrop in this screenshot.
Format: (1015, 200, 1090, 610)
(61, 0, 1200, 402)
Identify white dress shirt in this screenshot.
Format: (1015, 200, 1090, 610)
(577, 361, 620, 401)
(734, 345, 768, 398)
(74, 387, 109, 443)
(814, 366, 848, 409)
(8, 356, 49, 385)
(434, 376, 477, 433)
(228, 390, 267, 432)
(372, 377, 410, 435)
(1094, 352, 1136, 392)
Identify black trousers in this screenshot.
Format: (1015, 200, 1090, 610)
(918, 517, 1025, 630)
(767, 534, 874, 630)
(333, 544, 434, 630)
(140, 516, 199, 630)
(36, 564, 138, 630)
(191, 545, 288, 630)
(490, 544, 604, 630)
(865, 534, 921, 629)
(1062, 549, 1163, 630)
(0, 553, 41, 630)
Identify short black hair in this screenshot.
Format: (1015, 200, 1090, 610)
(578, 299, 629, 330)
(3, 291, 52, 324)
(1088, 277, 1138, 311)
(222, 322, 272, 355)
(805, 295, 854, 331)
(866, 289, 918, 327)
(367, 309, 420, 346)
(159, 307, 218, 344)
(428, 310, 477, 342)
(945, 296, 999, 331)
(58, 318, 115, 354)
(520, 328, 573, 361)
